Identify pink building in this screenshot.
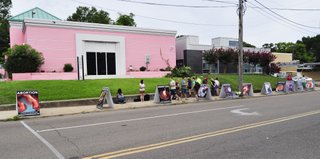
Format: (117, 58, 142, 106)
(9, 8, 176, 80)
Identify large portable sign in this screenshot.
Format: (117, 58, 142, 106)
(16, 90, 40, 116)
(154, 85, 171, 104)
(261, 82, 273, 95)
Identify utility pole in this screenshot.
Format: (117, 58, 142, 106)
(238, 0, 244, 96)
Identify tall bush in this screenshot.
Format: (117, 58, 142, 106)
(4, 44, 44, 73)
(167, 66, 194, 77)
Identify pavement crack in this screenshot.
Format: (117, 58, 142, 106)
(48, 124, 83, 158)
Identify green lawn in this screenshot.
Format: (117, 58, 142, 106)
(0, 74, 284, 105)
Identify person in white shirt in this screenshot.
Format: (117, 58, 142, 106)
(139, 79, 145, 102)
(214, 77, 220, 96)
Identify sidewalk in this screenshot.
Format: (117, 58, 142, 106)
(1, 89, 318, 121)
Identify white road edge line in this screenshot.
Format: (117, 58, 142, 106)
(20, 121, 65, 159)
(37, 105, 244, 133)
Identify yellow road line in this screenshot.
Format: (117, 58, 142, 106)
(83, 110, 320, 159)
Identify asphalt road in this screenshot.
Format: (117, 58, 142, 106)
(1, 91, 320, 159)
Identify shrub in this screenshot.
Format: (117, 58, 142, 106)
(165, 66, 172, 71)
(63, 63, 74, 72)
(167, 66, 194, 77)
(140, 66, 146, 71)
(4, 44, 44, 73)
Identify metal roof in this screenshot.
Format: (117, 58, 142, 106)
(9, 7, 61, 22)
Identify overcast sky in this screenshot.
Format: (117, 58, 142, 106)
(11, 0, 320, 47)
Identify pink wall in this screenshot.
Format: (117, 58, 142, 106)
(23, 26, 176, 73)
(10, 27, 24, 46)
(12, 72, 77, 81)
(127, 71, 170, 78)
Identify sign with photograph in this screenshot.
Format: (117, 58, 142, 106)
(242, 83, 254, 96)
(285, 80, 295, 93)
(261, 82, 273, 95)
(16, 90, 40, 116)
(198, 84, 213, 100)
(275, 82, 285, 93)
(295, 79, 304, 91)
(219, 84, 233, 98)
(305, 80, 315, 91)
(96, 87, 114, 109)
(154, 85, 171, 104)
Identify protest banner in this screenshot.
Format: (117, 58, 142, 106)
(16, 90, 40, 116)
(242, 83, 254, 96)
(275, 82, 286, 93)
(285, 81, 295, 93)
(96, 87, 114, 109)
(154, 85, 171, 104)
(219, 84, 234, 98)
(261, 82, 273, 95)
(198, 84, 213, 100)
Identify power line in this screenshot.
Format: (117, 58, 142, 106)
(204, 0, 320, 12)
(250, 6, 320, 12)
(202, 0, 238, 5)
(116, 0, 236, 8)
(69, 0, 237, 27)
(253, 0, 320, 29)
(246, 1, 317, 35)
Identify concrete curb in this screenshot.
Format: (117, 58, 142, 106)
(0, 94, 155, 111)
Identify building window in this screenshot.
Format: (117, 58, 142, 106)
(229, 41, 239, 47)
(86, 52, 116, 75)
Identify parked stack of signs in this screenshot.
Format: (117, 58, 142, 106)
(16, 90, 40, 116)
(305, 80, 315, 91)
(154, 85, 171, 104)
(220, 84, 235, 98)
(96, 87, 114, 109)
(198, 84, 213, 100)
(285, 80, 295, 93)
(242, 83, 254, 96)
(275, 82, 286, 93)
(261, 82, 273, 95)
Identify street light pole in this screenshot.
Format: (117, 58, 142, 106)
(238, 0, 244, 96)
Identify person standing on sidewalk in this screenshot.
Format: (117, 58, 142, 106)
(169, 77, 177, 100)
(181, 77, 187, 100)
(187, 77, 193, 98)
(214, 77, 220, 96)
(139, 79, 145, 102)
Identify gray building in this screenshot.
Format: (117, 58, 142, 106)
(176, 36, 270, 74)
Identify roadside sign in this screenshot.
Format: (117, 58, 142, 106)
(96, 87, 114, 109)
(275, 82, 285, 93)
(261, 82, 273, 95)
(198, 84, 213, 100)
(285, 81, 295, 93)
(154, 85, 171, 104)
(305, 80, 315, 91)
(220, 84, 233, 98)
(16, 90, 40, 116)
(295, 79, 304, 92)
(242, 83, 254, 96)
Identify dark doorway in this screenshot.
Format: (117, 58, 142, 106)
(97, 52, 106, 75)
(107, 53, 116, 75)
(86, 52, 96, 75)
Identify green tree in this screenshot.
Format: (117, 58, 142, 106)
(300, 35, 320, 62)
(243, 41, 256, 48)
(4, 44, 44, 73)
(274, 42, 295, 53)
(203, 49, 218, 73)
(67, 6, 112, 24)
(115, 13, 136, 26)
(292, 42, 315, 63)
(0, 0, 12, 64)
(262, 43, 276, 52)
